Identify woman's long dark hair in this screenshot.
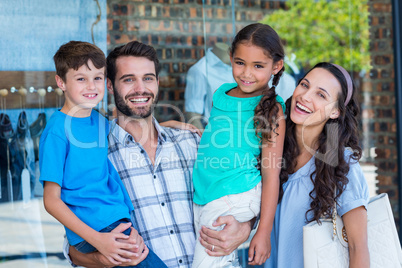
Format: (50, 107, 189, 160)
(230, 23, 285, 142)
(280, 62, 362, 223)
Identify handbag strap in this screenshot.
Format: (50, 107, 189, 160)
(331, 186, 338, 240)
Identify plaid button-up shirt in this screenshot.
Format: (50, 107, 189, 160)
(107, 119, 199, 268)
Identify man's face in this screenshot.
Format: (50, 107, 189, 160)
(108, 56, 159, 119)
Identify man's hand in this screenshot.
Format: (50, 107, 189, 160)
(199, 215, 252, 257)
(69, 223, 149, 268)
(160, 120, 202, 136)
(97, 224, 149, 267)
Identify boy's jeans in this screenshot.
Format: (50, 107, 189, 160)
(192, 182, 262, 268)
(73, 218, 168, 268)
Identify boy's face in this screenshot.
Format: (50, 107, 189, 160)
(56, 60, 105, 116)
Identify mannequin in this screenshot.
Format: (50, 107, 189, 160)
(184, 42, 235, 129)
(184, 43, 297, 130)
(211, 42, 231, 65)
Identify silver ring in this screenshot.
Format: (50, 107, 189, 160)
(211, 245, 215, 252)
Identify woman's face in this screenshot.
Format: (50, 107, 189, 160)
(290, 67, 342, 128)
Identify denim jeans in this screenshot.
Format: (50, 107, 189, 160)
(0, 113, 15, 202)
(74, 219, 168, 268)
(9, 111, 36, 201)
(29, 112, 46, 197)
(29, 112, 46, 162)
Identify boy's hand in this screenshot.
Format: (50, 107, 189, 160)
(113, 226, 144, 257)
(247, 230, 271, 266)
(90, 223, 137, 265)
(96, 224, 149, 267)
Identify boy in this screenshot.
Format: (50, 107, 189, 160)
(39, 41, 167, 267)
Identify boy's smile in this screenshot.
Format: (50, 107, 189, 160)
(56, 60, 105, 117)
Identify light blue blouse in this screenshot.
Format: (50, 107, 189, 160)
(264, 151, 369, 268)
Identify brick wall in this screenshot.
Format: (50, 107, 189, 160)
(367, 0, 399, 222)
(107, 0, 283, 121)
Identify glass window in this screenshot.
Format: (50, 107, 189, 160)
(0, 0, 394, 267)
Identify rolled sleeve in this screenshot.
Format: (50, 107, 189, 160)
(337, 158, 369, 217)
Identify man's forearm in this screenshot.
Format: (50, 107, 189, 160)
(69, 246, 108, 268)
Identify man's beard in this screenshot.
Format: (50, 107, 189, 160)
(113, 87, 159, 119)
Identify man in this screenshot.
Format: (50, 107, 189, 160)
(65, 41, 254, 268)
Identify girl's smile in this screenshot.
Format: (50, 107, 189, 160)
(229, 42, 283, 98)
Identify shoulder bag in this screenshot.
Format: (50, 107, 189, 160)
(303, 193, 402, 268)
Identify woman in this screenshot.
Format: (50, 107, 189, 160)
(265, 62, 370, 268)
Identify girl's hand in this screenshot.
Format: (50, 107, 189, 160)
(160, 120, 201, 136)
(248, 230, 271, 265)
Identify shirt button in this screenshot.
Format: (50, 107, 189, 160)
(179, 259, 183, 264)
(126, 140, 130, 145)
(140, 149, 144, 153)
(161, 202, 165, 206)
(154, 175, 157, 179)
(170, 230, 174, 234)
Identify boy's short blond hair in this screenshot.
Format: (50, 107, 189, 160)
(54, 41, 106, 82)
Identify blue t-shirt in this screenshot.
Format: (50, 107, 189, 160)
(39, 110, 134, 245)
(193, 83, 285, 205)
(264, 151, 369, 268)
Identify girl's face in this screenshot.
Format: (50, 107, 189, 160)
(230, 42, 283, 97)
(290, 67, 342, 128)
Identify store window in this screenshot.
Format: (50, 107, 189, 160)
(0, 1, 107, 267)
(0, 0, 396, 267)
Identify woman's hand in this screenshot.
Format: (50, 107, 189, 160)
(199, 215, 253, 256)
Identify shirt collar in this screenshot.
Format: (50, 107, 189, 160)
(110, 116, 167, 146)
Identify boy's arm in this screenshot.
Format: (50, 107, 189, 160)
(248, 105, 285, 266)
(66, 226, 148, 268)
(43, 181, 136, 265)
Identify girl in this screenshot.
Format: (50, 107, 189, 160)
(192, 23, 286, 267)
(265, 62, 369, 268)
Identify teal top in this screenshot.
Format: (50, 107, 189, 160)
(193, 83, 285, 205)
